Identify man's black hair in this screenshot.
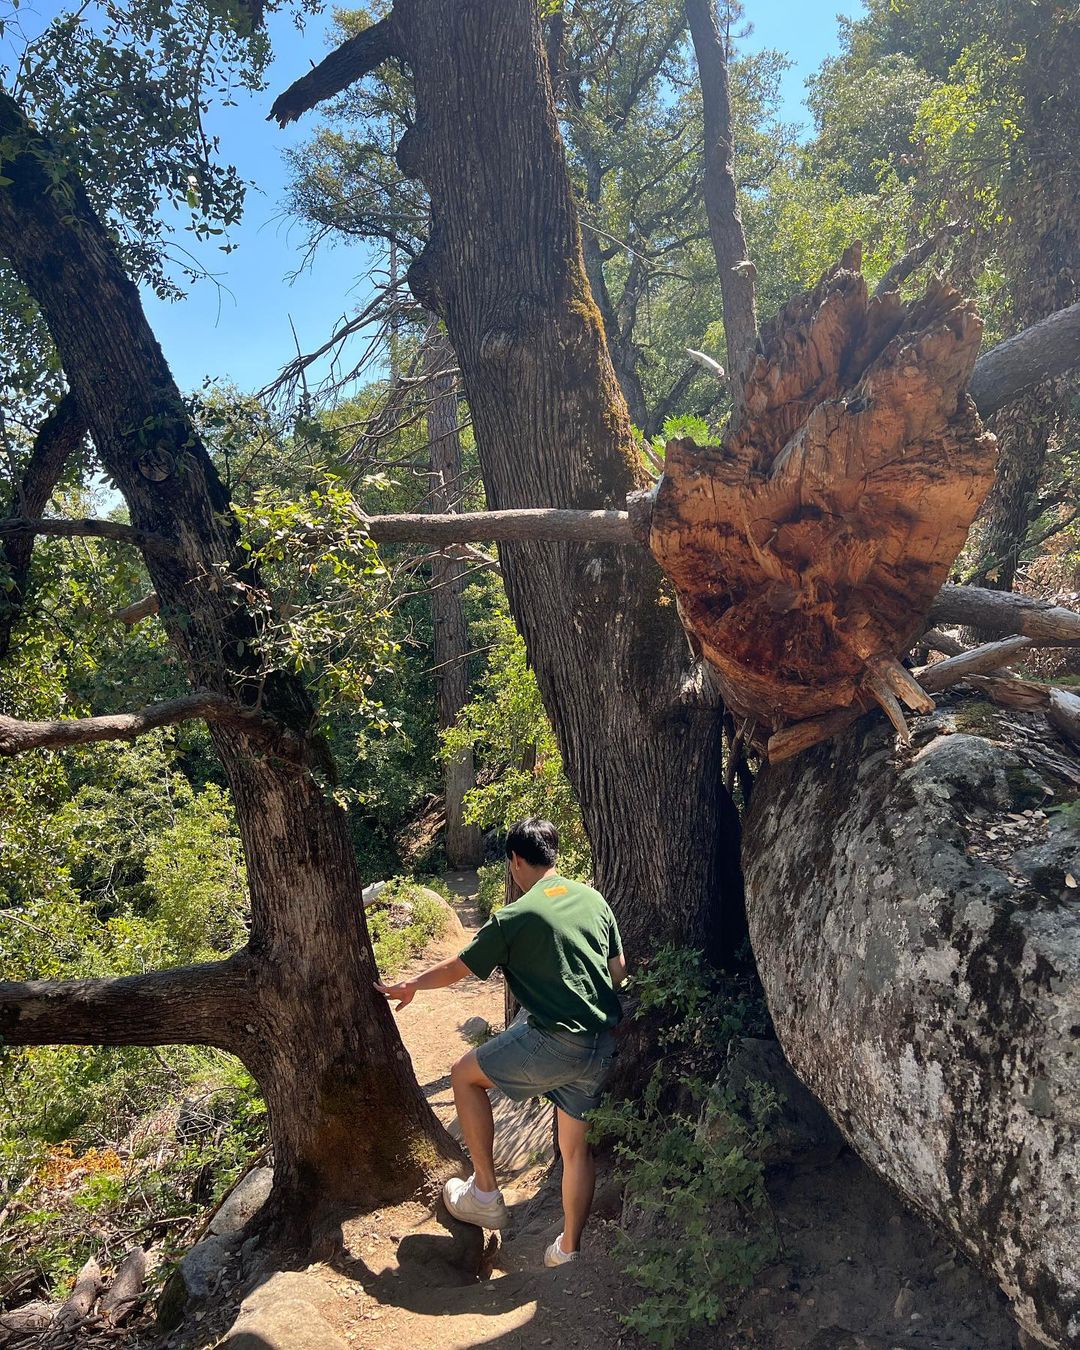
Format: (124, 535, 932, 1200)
(504, 817, 559, 867)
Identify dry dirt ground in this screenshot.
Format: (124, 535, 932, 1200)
(141, 873, 1027, 1350)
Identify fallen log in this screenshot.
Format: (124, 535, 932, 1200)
(929, 585, 1080, 644)
(98, 1247, 146, 1326)
(53, 1255, 102, 1331)
(745, 700, 1080, 1348)
(1048, 688, 1080, 749)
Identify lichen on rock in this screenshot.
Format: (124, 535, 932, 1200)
(743, 696, 1080, 1348)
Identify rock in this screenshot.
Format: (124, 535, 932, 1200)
(156, 1235, 233, 1330)
(892, 1283, 916, 1319)
(744, 703, 1080, 1349)
(220, 1298, 347, 1350)
(220, 1272, 347, 1349)
(210, 1166, 274, 1237)
(361, 879, 389, 907)
(460, 1015, 492, 1042)
(420, 889, 467, 944)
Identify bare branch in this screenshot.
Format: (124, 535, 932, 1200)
(0, 516, 181, 558)
(874, 221, 963, 299)
(684, 0, 758, 399)
(0, 691, 310, 765)
(113, 592, 161, 625)
(0, 958, 250, 1050)
(917, 628, 967, 658)
(914, 636, 1033, 692)
(767, 636, 1035, 762)
(970, 301, 1080, 418)
(0, 393, 88, 658)
(929, 584, 1080, 643)
(269, 15, 403, 127)
(361, 507, 636, 547)
(685, 347, 725, 378)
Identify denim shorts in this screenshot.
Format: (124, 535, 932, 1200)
(476, 1016, 617, 1121)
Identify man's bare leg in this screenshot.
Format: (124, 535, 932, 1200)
(556, 1108, 594, 1252)
(450, 1049, 499, 1192)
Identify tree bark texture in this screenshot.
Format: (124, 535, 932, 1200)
(0, 93, 459, 1244)
(744, 702, 1080, 1348)
(650, 250, 997, 746)
(974, 390, 1059, 590)
(388, 0, 744, 960)
(424, 324, 481, 868)
(0, 391, 87, 659)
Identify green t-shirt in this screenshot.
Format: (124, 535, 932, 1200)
(459, 875, 623, 1034)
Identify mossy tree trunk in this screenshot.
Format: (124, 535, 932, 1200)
(389, 0, 744, 960)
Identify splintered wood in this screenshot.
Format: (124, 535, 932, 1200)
(649, 246, 998, 759)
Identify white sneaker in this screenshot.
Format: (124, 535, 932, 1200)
(442, 1174, 510, 1230)
(544, 1233, 579, 1267)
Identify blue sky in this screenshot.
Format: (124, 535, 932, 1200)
(138, 1, 863, 397)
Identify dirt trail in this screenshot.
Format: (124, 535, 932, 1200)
(209, 877, 1025, 1350)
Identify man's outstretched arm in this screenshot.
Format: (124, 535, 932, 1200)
(376, 955, 471, 1011)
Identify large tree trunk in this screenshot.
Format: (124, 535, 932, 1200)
(424, 324, 481, 868)
(743, 701, 1080, 1349)
(389, 0, 744, 960)
(0, 93, 458, 1248)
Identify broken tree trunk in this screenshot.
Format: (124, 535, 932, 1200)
(650, 246, 997, 747)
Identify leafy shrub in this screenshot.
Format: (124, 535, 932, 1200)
(366, 878, 450, 978)
(443, 595, 591, 879)
(590, 947, 777, 1348)
(475, 862, 506, 920)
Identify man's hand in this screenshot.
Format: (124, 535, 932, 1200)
(374, 956, 470, 1011)
(375, 980, 415, 1011)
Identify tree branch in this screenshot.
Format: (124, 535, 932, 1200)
(970, 301, 1080, 419)
(269, 15, 403, 127)
(873, 221, 963, 299)
(766, 635, 1034, 762)
(0, 516, 181, 558)
(0, 691, 310, 765)
(929, 584, 1080, 643)
(684, 0, 758, 401)
(361, 506, 636, 546)
(113, 592, 161, 625)
(0, 958, 251, 1051)
(0, 393, 88, 658)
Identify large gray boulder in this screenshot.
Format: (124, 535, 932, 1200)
(744, 700, 1079, 1348)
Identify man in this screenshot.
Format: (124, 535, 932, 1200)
(376, 817, 625, 1267)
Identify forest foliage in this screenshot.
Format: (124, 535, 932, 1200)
(1, 0, 1077, 1327)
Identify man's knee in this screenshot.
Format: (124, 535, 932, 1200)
(556, 1110, 591, 1159)
(451, 1050, 492, 1089)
